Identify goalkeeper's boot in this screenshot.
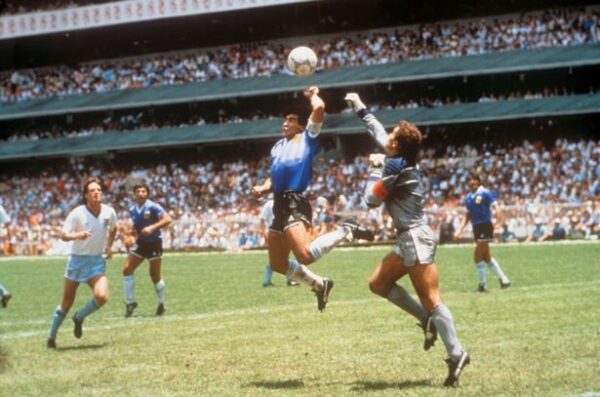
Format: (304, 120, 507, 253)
(417, 315, 438, 351)
(444, 351, 470, 387)
(342, 221, 374, 241)
(156, 303, 165, 316)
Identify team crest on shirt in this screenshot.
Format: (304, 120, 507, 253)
(144, 210, 151, 219)
(475, 196, 482, 205)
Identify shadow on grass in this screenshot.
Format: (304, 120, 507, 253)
(0, 343, 8, 374)
(350, 379, 432, 391)
(245, 379, 305, 390)
(56, 343, 107, 352)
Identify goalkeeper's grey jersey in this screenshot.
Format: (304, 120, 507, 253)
(361, 112, 428, 232)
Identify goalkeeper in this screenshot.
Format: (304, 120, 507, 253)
(344, 92, 470, 387)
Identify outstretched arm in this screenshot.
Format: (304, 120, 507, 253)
(304, 86, 325, 137)
(345, 93, 388, 148)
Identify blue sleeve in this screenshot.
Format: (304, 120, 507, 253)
(152, 203, 165, 219)
(486, 190, 496, 205)
(383, 157, 407, 175)
(304, 130, 320, 154)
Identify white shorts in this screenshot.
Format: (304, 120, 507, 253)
(64, 255, 106, 283)
(392, 224, 437, 266)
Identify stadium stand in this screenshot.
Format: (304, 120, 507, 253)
(0, 1, 597, 256)
(0, 136, 598, 255)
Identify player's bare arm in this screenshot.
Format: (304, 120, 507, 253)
(454, 213, 471, 240)
(304, 86, 325, 124)
(104, 227, 117, 260)
(252, 178, 272, 198)
(491, 202, 503, 226)
(61, 230, 92, 241)
(141, 212, 172, 236)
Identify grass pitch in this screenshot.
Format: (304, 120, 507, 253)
(0, 243, 599, 396)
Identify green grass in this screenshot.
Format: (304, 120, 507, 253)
(0, 243, 599, 396)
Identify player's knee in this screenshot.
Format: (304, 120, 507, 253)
(95, 291, 109, 306)
(368, 279, 387, 297)
(123, 268, 134, 276)
(295, 250, 314, 265)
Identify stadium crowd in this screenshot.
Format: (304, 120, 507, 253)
(1, 86, 581, 143)
(0, 8, 597, 103)
(0, 137, 598, 256)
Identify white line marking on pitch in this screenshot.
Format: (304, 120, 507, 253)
(0, 299, 377, 340)
(2, 277, 599, 340)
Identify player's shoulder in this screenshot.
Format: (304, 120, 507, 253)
(148, 199, 164, 208)
(384, 157, 409, 175)
(101, 203, 117, 215)
(70, 204, 85, 215)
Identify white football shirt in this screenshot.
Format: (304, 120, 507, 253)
(62, 204, 117, 255)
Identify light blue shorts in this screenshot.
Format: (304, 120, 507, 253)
(64, 255, 106, 283)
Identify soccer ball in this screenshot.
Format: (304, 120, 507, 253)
(287, 46, 318, 76)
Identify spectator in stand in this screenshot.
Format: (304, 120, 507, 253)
(550, 218, 566, 240)
(1, 8, 598, 103)
(525, 218, 549, 242)
(499, 223, 518, 243)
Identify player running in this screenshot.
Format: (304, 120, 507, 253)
(454, 173, 511, 292)
(122, 183, 172, 317)
(47, 178, 117, 348)
(252, 86, 373, 312)
(345, 92, 469, 387)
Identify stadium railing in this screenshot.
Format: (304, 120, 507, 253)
(1, 93, 599, 160)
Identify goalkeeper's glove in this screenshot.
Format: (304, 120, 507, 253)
(368, 153, 386, 168)
(344, 93, 367, 113)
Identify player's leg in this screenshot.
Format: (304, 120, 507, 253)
(122, 252, 144, 317)
(48, 278, 79, 348)
(270, 228, 323, 288)
(263, 264, 274, 287)
(368, 251, 428, 325)
(298, 220, 371, 264)
(485, 245, 510, 288)
(408, 263, 469, 386)
(71, 274, 109, 339)
(0, 280, 11, 307)
(149, 257, 166, 315)
(473, 241, 488, 292)
(278, 225, 333, 311)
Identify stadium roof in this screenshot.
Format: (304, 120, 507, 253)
(0, 44, 598, 121)
(1, 93, 599, 161)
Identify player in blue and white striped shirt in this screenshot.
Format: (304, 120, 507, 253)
(455, 173, 510, 292)
(122, 183, 172, 317)
(252, 87, 373, 312)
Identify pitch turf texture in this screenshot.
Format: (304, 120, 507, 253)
(0, 243, 599, 396)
